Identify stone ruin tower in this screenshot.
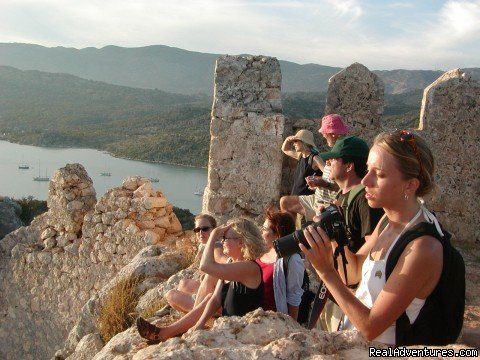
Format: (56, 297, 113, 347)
(203, 55, 285, 223)
(419, 69, 480, 242)
(325, 62, 384, 143)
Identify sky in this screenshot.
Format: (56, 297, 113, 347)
(0, 0, 479, 70)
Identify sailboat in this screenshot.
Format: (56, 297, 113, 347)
(33, 163, 49, 182)
(18, 156, 29, 169)
(100, 162, 111, 176)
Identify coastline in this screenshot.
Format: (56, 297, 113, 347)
(0, 138, 208, 170)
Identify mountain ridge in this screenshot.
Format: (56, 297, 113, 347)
(2, 43, 478, 95)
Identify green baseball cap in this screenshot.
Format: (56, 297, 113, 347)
(320, 136, 370, 161)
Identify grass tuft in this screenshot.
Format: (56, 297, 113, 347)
(96, 276, 143, 343)
(139, 298, 168, 319)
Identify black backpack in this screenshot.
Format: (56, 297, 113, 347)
(385, 222, 465, 346)
(283, 256, 315, 326)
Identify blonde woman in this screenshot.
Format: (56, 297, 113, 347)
(137, 218, 266, 343)
(164, 214, 228, 314)
(301, 130, 463, 346)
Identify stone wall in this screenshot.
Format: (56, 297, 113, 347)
(418, 69, 480, 242)
(0, 164, 183, 360)
(204, 60, 478, 242)
(203, 55, 285, 223)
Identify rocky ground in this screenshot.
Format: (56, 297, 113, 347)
(457, 240, 480, 346)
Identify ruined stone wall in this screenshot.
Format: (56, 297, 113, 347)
(418, 69, 480, 242)
(0, 164, 183, 360)
(325, 62, 384, 143)
(203, 55, 285, 223)
(206, 59, 478, 242)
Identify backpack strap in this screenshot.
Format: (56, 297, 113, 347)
(338, 184, 365, 229)
(385, 222, 448, 346)
(307, 153, 314, 168)
(283, 256, 291, 286)
(385, 222, 444, 279)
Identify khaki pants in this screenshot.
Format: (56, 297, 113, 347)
(319, 299, 344, 332)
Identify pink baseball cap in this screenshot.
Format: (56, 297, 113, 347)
(318, 114, 349, 135)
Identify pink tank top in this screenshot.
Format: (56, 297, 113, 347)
(255, 259, 276, 311)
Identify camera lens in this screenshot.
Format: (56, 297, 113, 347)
(273, 205, 347, 258)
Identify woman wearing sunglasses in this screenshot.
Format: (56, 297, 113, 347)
(137, 218, 266, 343)
(258, 209, 304, 320)
(301, 131, 455, 346)
(164, 214, 228, 314)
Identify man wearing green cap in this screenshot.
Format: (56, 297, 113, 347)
(310, 135, 384, 332)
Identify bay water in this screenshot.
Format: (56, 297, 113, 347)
(0, 140, 207, 214)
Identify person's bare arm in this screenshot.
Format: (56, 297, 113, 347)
(199, 226, 260, 288)
(301, 225, 443, 341)
(281, 136, 299, 159)
(311, 154, 325, 172)
(192, 279, 223, 330)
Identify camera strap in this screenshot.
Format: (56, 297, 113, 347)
(308, 246, 348, 330)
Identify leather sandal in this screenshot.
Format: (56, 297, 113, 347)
(136, 317, 162, 344)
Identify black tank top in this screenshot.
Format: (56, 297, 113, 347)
(221, 261, 263, 316)
(291, 153, 318, 196)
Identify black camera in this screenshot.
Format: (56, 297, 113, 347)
(273, 205, 348, 258)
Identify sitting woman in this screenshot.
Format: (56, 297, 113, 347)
(164, 214, 228, 314)
(137, 218, 266, 342)
(300, 130, 451, 345)
(257, 209, 305, 320)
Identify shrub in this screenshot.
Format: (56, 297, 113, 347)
(14, 196, 48, 225)
(96, 276, 143, 343)
(173, 206, 194, 230)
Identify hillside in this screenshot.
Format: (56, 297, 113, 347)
(0, 66, 212, 166)
(2, 43, 478, 95)
(0, 66, 425, 167)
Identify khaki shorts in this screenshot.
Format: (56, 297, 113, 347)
(299, 194, 317, 221)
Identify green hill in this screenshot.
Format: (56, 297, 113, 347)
(0, 66, 212, 166)
(0, 66, 426, 167)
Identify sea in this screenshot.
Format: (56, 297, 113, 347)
(0, 140, 207, 214)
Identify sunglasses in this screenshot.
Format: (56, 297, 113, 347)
(193, 226, 212, 233)
(397, 130, 423, 175)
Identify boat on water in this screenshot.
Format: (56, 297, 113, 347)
(100, 172, 112, 176)
(149, 177, 159, 183)
(33, 161, 49, 181)
(194, 190, 204, 196)
(18, 164, 30, 170)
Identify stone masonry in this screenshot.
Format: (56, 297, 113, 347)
(325, 62, 384, 143)
(419, 69, 480, 242)
(0, 165, 183, 360)
(204, 60, 478, 243)
(203, 55, 285, 223)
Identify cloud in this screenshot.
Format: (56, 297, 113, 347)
(324, 0, 363, 20)
(0, 0, 478, 70)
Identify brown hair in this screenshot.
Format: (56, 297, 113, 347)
(374, 131, 435, 197)
(194, 213, 217, 229)
(265, 209, 295, 238)
(226, 218, 266, 260)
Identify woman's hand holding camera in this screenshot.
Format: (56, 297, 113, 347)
(299, 225, 336, 279)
